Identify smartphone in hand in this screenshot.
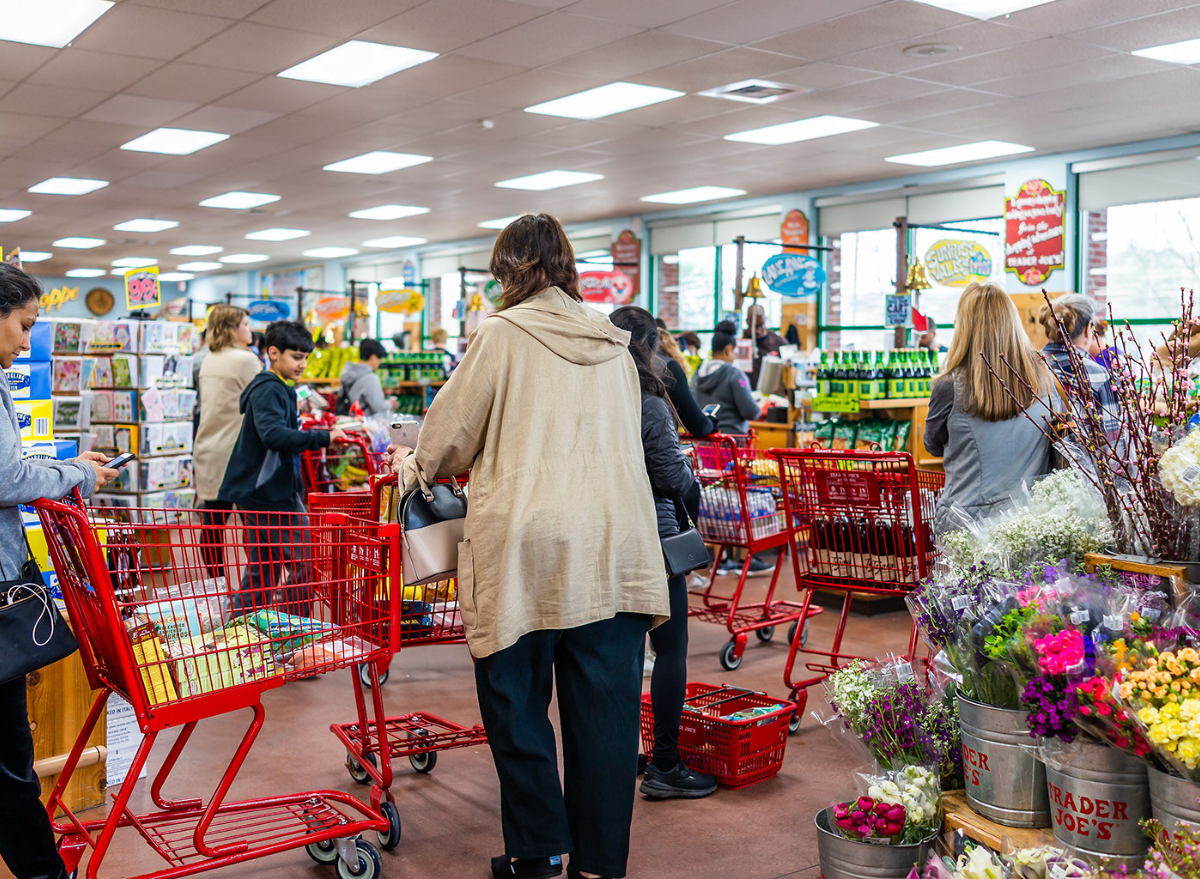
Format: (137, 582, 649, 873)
(107, 452, 137, 469)
(389, 421, 420, 449)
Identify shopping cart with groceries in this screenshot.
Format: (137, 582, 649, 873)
(301, 429, 385, 496)
(771, 447, 944, 729)
(685, 432, 823, 672)
(34, 490, 401, 879)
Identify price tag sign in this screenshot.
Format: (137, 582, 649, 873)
(885, 293, 911, 328)
(125, 266, 161, 311)
(812, 394, 860, 413)
(1070, 609, 1090, 625)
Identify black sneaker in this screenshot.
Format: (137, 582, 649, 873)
(745, 556, 775, 577)
(637, 753, 648, 775)
(490, 855, 564, 878)
(716, 558, 740, 576)
(639, 761, 718, 800)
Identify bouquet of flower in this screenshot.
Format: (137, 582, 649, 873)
(830, 795, 907, 843)
(913, 844, 1005, 879)
(866, 764, 942, 844)
(1005, 847, 1098, 879)
(1139, 817, 1200, 879)
(1116, 642, 1200, 780)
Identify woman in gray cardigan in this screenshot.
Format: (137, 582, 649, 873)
(923, 282, 1054, 533)
(0, 264, 116, 879)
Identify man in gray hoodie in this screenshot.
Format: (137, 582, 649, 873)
(690, 322, 759, 434)
(337, 338, 393, 418)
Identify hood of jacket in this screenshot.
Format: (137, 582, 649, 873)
(239, 370, 282, 414)
(490, 286, 630, 366)
(340, 361, 373, 388)
(693, 358, 735, 392)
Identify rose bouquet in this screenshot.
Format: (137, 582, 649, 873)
(866, 764, 942, 844)
(830, 795, 908, 843)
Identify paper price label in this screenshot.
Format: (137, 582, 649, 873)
(895, 661, 913, 681)
(1067, 660, 1086, 675)
(1183, 464, 1200, 484)
(952, 595, 971, 610)
(1103, 614, 1123, 630)
(1051, 866, 1068, 879)
(1070, 610, 1090, 625)
(1142, 607, 1161, 623)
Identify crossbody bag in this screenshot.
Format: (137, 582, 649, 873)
(0, 531, 77, 684)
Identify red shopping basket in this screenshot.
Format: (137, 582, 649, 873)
(640, 683, 794, 789)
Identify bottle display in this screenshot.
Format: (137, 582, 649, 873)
(815, 348, 936, 401)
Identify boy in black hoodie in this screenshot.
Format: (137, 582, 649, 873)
(219, 320, 346, 611)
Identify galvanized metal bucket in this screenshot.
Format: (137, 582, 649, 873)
(1148, 766, 1200, 844)
(814, 809, 935, 879)
(957, 694, 1051, 827)
(1044, 741, 1151, 869)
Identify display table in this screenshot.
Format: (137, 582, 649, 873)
(941, 790, 1053, 852)
(748, 419, 793, 450)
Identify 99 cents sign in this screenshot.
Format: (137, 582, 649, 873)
(125, 266, 161, 310)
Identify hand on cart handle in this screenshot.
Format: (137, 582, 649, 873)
(328, 427, 349, 444)
(385, 443, 413, 471)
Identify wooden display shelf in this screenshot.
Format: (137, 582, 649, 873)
(749, 419, 793, 450)
(797, 396, 931, 409)
(302, 376, 341, 385)
(386, 380, 446, 389)
(941, 790, 1053, 852)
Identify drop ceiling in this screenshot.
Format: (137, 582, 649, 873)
(1, 0, 1199, 276)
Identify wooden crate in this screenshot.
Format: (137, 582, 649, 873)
(941, 789, 1053, 852)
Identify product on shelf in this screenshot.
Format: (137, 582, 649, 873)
(5, 362, 51, 400)
(815, 349, 936, 401)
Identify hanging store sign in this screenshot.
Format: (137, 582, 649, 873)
(125, 267, 161, 311)
(40, 285, 78, 312)
(313, 295, 350, 322)
(1005, 178, 1065, 286)
(579, 269, 635, 305)
(611, 230, 641, 296)
(247, 299, 291, 321)
(761, 253, 824, 297)
(377, 288, 424, 314)
(885, 294, 912, 328)
(924, 239, 993, 288)
(781, 208, 809, 254)
(401, 260, 416, 285)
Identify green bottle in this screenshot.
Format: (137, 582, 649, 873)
(817, 352, 829, 397)
(874, 352, 888, 400)
(856, 352, 871, 400)
(830, 352, 842, 396)
(904, 351, 918, 398)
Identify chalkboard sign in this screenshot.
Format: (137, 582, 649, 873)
(885, 294, 912, 328)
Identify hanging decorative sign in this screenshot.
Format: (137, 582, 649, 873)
(924, 239, 993, 288)
(1005, 178, 1066, 286)
(39, 285, 78, 312)
(125, 266, 161, 311)
(885, 294, 913, 328)
(579, 269, 635, 304)
(482, 279, 503, 304)
(377, 288, 425, 315)
(611, 230, 641, 296)
(313, 295, 350, 322)
(401, 260, 416, 285)
(761, 253, 825, 297)
(781, 209, 809, 254)
(247, 299, 291, 321)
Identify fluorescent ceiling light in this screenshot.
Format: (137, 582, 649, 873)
(909, 0, 1059, 18)
(171, 245, 223, 256)
(0, 209, 31, 223)
(303, 247, 359, 259)
(53, 236, 105, 249)
(0, 0, 113, 48)
(177, 261, 223, 271)
(363, 236, 427, 248)
(324, 151, 432, 174)
(1133, 37, 1200, 64)
(18, 251, 52, 262)
(65, 268, 106, 278)
(112, 257, 157, 268)
(525, 82, 684, 120)
(279, 40, 437, 88)
(349, 204, 430, 221)
(158, 272, 194, 282)
(114, 218, 178, 233)
(246, 228, 310, 241)
(495, 170, 604, 191)
(725, 115, 877, 145)
(479, 215, 524, 230)
(885, 139, 1034, 166)
(29, 177, 108, 195)
(641, 186, 747, 205)
(219, 253, 269, 264)
(120, 127, 229, 155)
(200, 191, 280, 210)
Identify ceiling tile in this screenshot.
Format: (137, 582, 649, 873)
(454, 69, 606, 109)
(12, 138, 112, 166)
(636, 47, 805, 92)
(125, 62, 261, 104)
(1074, 4, 1200, 51)
(0, 113, 66, 140)
(455, 12, 643, 66)
(910, 37, 1114, 86)
(70, 5, 236, 60)
(215, 76, 343, 114)
(831, 20, 1041, 74)
(129, 0, 274, 17)
(765, 62, 882, 91)
(27, 50, 163, 94)
(563, 0, 733, 28)
(753, 0, 970, 61)
(977, 52, 1172, 97)
(83, 95, 199, 126)
(0, 84, 111, 119)
(248, 0, 413, 36)
(614, 94, 745, 127)
(1004, 0, 1199, 36)
(41, 119, 151, 148)
(0, 43, 56, 81)
(179, 22, 340, 73)
(547, 31, 726, 79)
(171, 105, 283, 134)
(239, 114, 333, 145)
(360, 0, 548, 53)
(664, 0, 889, 45)
(114, 171, 199, 192)
(855, 87, 1006, 124)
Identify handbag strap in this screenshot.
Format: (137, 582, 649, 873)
(673, 497, 697, 531)
(0, 525, 38, 585)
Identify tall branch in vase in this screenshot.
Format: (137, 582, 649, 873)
(982, 288, 1198, 560)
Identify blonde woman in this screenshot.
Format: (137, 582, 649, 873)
(194, 305, 261, 578)
(923, 282, 1054, 532)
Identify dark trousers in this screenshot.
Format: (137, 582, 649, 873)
(234, 499, 311, 615)
(199, 500, 231, 582)
(647, 574, 688, 770)
(0, 676, 66, 879)
(474, 613, 650, 879)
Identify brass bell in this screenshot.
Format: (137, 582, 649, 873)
(744, 272, 764, 300)
(906, 258, 932, 292)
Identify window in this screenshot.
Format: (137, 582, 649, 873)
(719, 242, 784, 328)
(674, 246, 718, 330)
(909, 217, 1005, 353)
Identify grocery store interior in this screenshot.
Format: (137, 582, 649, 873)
(6, 2, 1200, 879)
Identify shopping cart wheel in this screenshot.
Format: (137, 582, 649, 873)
(306, 839, 340, 865)
(377, 800, 402, 851)
(346, 750, 377, 785)
(787, 690, 809, 736)
(337, 840, 382, 879)
(755, 626, 775, 642)
(358, 663, 390, 688)
(408, 729, 438, 774)
(787, 619, 810, 648)
(718, 641, 742, 671)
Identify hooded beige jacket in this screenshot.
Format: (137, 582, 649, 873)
(403, 286, 670, 657)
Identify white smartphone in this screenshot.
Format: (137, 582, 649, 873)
(389, 421, 420, 448)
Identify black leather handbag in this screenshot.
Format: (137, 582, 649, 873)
(661, 500, 709, 577)
(0, 545, 78, 685)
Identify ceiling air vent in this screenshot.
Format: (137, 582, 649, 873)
(697, 79, 803, 105)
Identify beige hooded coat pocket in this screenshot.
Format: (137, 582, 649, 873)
(456, 539, 476, 636)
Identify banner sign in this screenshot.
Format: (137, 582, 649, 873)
(1005, 178, 1065, 286)
(761, 253, 824, 297)
(924, 239, 993, 288)
(247, 299, 291, 321)
(885, 294, 912, 328)
(781, 209, 809, 254)
(611, 230, 641, 296)
(579, 269, 635, 305)
(377, 288, 424, 314)
(40, 285, 78, 312)
(125, 266, 161, 311)
(313, 295, 350, 322)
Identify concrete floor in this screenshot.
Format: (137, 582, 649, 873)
(14, 570, 915, 879)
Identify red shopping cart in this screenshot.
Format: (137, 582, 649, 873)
(35, 494, 401, 879)
(301, 432, 381, 496)
(329, 473, 488, 814)
(772, 448, 944, 727)
(687, 433, 822, 671)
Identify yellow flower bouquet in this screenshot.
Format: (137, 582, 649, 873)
(1116, 646, 1200, 781)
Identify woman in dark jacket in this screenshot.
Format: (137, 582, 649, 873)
(610, 306, 717, 801)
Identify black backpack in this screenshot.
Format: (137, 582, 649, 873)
(333, 382, 353, 416)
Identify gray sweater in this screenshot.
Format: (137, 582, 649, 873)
(690, 360, 759, 434)
(338, 362, 392, 418)
(0, 372, 96, 579)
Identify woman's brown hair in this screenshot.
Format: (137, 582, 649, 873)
(206, 304, 249, 352)
(489, 213, 580, 310)
(1037, 293, 1094, 344)
(937, 281, 1050, 422)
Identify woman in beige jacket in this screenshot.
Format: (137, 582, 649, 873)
(194, 304, 261, 579)
(397, 215, 668, 879)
